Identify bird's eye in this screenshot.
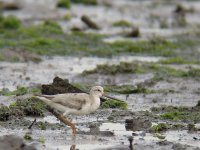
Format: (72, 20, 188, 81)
(97, 89, 101, 92)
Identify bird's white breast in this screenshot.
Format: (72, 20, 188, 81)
(89, 97, 100, 113)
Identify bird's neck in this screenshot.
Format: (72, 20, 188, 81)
(90, 93, 100, 100)
(90, 94, 100, 105)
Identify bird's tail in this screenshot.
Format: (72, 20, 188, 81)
(35, 96, 53, 106)
(35, 95, 66, 113)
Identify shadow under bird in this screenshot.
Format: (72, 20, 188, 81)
(36, 86, 104, 135)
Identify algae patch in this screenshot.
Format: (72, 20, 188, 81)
(82, 61, 200, 80)
(101, 100, 128, 110)
(151, 106, 200, 123)
(0, 86, 41, 96)
(82, 62, 145, 75)
(0, 15, 21, 30)
(160, 57, 200, 64)
(104, 85, 153, 94)
(10, 97, 46, 117)
(57, 0, 71, 8)
(24, 134, 32, 141)
(0, 97, 47, 120)
(72, 0, 97, 5)
(0, 105, 10, 121)
(112, 20, 132, 27)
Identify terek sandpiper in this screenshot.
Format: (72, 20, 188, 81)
(36, 86, 104, 135)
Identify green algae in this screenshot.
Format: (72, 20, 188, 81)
(82, 61, 187, 77)
(0, 86, 41, 96)
(39, 137, 45, 144)
(160, 57, 200, 64)
(104, 85, 153, 94)
(151, 123, 170, 133)
(0, 105, 10, 121)
(82, 62, 145, 75)
(57, 0, 71, 8)
(151, 106, 200, 123)
(0, 15, 21, 30)
(109, 38, 177, 57)
(112, 20, 132, 27)
(24, 134, 32, 141)
(101, 100, 128, 110)
(72, 0, 97, 5)
(9, 97, 47, 117)
(0, 16, 200, 60)
(82, 61, 200, 80)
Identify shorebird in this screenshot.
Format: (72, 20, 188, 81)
(36, 86, 104, 135)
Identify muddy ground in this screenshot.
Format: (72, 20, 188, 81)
(0, 0, 200, 150)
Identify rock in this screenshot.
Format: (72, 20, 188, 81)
(0, 2, 21, 10)
(41, 77, 83, 95)
(157, 140, 172, 146)
(0, 105, 11, 121)
(125, 117, 151, 131)
(71, 26, 84, 32)
(172, 143, 187, 150)
(0, 135, 36, 150)
(126, 27, 140, 38)
(81, 15, 100, 30)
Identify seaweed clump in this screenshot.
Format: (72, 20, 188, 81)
(101, 100, 128, 110)
(10, 97, 47, 117)
(82, 62, 144, 75)
(104, 85, 153, 94)
(0, 15, 21, 30)
(72, 0, 97, 5)
(151, 106, 200, 123)
(0, 105, 11, 121)
(150, 123, 170, 133)
(57, 0, 71, 8)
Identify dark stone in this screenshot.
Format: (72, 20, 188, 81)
(41, 77, 83, 95)
(81, 15, 100, 30)
(125, 117, 152, 131)
(0, 105, 11, 121)
(126, 27, 140, 38)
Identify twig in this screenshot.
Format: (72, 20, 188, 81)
(28, 118, 36, 129)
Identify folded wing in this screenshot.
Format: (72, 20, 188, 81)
(40, 93, 88, 110)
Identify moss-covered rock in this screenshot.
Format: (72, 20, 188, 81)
(0, 105, 11, 121)
(196, 100, 200, 107)
(150, 123, 170, 133)
(187, 68, 200, 78)
(151, 106, 200, 123)
(82, 62, 144, 75)
(112, 20, 132, 27)
(10, 97, 47, 117)
(82, 61, 188, 79)
(0, 15, 21, 30)
(72, 0, 97, 5)
(23, 134, 32, 141)
(104, 85, 153, 94)
(160, 57, 199, 64)
(0, 86, 41, 96)
(57, 0, 71, 8)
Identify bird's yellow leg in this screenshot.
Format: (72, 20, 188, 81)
(58, 114, 77, 135)
(45, 106, 77, 135)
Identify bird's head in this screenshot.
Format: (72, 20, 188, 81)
(90, 86, 104, 97)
